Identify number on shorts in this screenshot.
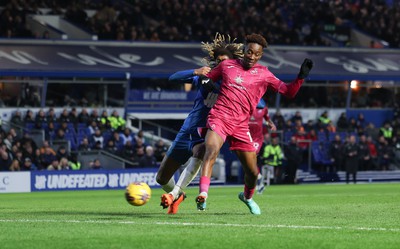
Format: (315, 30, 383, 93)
(247, 131, 253, 142)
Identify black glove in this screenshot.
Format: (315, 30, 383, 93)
(298, 58, 314, 79)
(198, 75, 218, 92)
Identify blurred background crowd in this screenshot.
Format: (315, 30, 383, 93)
(0, 0, 399, 47)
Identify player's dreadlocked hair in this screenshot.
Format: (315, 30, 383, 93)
(201, 33, 244, 67)
(245, 33, 268, 48)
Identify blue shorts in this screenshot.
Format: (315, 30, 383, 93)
(166, 131, 204, 165)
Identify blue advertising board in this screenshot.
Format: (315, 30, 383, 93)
(31, 168, 161, 192)
(1, 40, 400, 81)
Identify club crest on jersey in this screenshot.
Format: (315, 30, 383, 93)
(235, 76, 243, 84)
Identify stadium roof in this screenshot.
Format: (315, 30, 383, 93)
(1, 39, 400, 81)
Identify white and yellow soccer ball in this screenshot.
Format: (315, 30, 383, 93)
(125, 182, 152, 206)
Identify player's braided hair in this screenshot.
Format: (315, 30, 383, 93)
(245, 33, 268, 48)
(201, 33, 244, 67)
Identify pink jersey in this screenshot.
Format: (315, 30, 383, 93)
(207, 59, 303, 126)
(249, 107, 270, 153)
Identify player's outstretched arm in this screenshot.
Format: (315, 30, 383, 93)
(168, 66, 211, 83)
(275, 58, 314, 98)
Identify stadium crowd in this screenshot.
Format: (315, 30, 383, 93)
(0, 107, 399, 175)
(0, 0, 399, 47)
(0, 108, 169, 171)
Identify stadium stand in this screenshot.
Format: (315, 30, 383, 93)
(0, 0, 399, 184)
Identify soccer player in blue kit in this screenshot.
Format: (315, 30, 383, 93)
(156, 34, 244, 214)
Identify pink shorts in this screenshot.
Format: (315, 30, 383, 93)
(207, 115, 256, 152)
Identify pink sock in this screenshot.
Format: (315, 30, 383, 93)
(199, 176, 211, 194)
(244, 184, 255, 200)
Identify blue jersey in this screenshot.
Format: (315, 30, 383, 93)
(166, 69, 218, 164)
(169, 69, 219, 135)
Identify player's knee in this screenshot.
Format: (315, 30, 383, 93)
(204, 146, 219, 161)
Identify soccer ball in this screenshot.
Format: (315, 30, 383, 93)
(125, 182, 152, 206)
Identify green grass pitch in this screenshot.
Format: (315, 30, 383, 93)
(1, 183, 399, 249)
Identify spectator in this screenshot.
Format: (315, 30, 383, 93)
(325, 120, 336, 133)
(59, 157, 71, 170)
(46, 108, 58, 124)
(356, 113, 366, 130)
(358, 134, 373, 171)
(23, 110, 35, 124)
(47, 159, 61, 170)
(90, 159, 103, 170)
(343, 135, 359, 184)
(154, 139, 168, 162)
(285, 120, 295, 133)
(138, 145, 158, 167)
(69, 153, 81, 170)
(78, 108, 90, 125)
(78, 137, 91, 152)
(104, 139, 119, 155)
(100, 110, 109, 129)
(3, 132, 14, 151)
(21, 157, 37, 171)
(329, 134, 343, 172)
(41, 147, 58, 167)
(9, 159, 21, 171)
(90, 129, 104, 148)
(60, 121, 72, 134)
(376, 136, 392, 170)
(10, 110, 23, 129)
(89, 109, 102, 126)
(121, 140, 135, 161)
(120, 128, 133, 145)
(88, 121, 99, 135)
(379, 122, 393, 142)
(108, 110, 126, 132)
(134, 138, 145, 160)
(347, 118, 358, 133)
(366, 136, 378, 168)
(39, 140, 56, 156)
(34, 148, 45, 170)
(56, 145, 69, 161)
(134, 130, 146, 144)
(54, 128, 66, 140)
(262, 137, 283, 184)
(317, 111, 331, 130)
(272, 110, 285, 130)
(305, 129, 318, 142)
(45, 122, 56, 140)
(68, 108, 78, 126)
(294, 120, 305, 133)
(291, 111, 303, 124)
(20, 132, 37, 152)
(365, 122, 379, 141)
(283, 136, 302, 184)
(110, 131, 123, 148)
(304, 120, 315, 132)
(336, 112, 348, 132)
(0, 144, 12, 171)
(58, 109, 70, 123)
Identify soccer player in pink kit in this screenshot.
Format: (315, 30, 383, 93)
(249, 100, 277, 193)
(196, 34, 313, 214)
(248, 99, 276, 155)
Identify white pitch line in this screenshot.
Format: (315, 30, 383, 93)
(0, 219, 399, 233)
